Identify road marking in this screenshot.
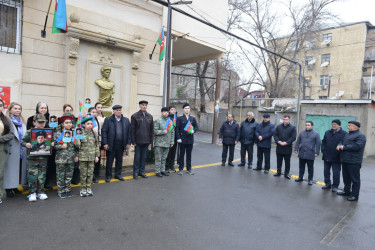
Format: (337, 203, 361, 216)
(320, 208, 355, 246)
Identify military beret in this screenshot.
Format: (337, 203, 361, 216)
(82, 116, 94, 124)
(182, 103, 190, 109)
(348, 120, 360, 128)
(332, 119, 341, 126)
(58, 115, 73, 124)
(36, 131, 46, 137)
(263, 113, 270, 118)
(139, 100, 148, 105)
(112, 104, 122, 110)
(161, 107, 169, 112)
(33, 114, 47, 122)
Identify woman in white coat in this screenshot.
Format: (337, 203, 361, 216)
(5, 102, 27, 197)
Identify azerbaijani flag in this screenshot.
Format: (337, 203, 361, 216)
(78, 100, 84, 112)
(56, 129, 65, 144)
(184, 121, 194, 134)
(157, 26, 166, 62)
(72, 127, 78, 145)
(173, 113, 177, 127)
(164, 118, 173, 132)
(76, 113, 82, 128)
(52, 0, 68, 34)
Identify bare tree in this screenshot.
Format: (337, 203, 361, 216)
(228, 0, 338, 98)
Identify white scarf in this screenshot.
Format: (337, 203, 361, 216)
(0, 118, 4, 136)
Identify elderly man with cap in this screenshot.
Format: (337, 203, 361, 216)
(336, 120, 366, 201)
(131, 100, 154, 179)
(254, 113, 275, 173)
(321, 119, 347, 192)
(101, 104, 131, 182)
(176, 103, 198, 175)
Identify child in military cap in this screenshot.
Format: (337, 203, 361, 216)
(21, 114, 51, 202)
(76, 117, 100, 197)
(53, 115, 78, 198)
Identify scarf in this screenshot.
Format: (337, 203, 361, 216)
(0, 118, 4, 136)
(11, 115, 24, 159)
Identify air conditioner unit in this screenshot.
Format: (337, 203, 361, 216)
(321, 61, 329, 67)
(321, 39, 331, 46)
(308, 59, 316, 65)
(321, 85, 328, 89)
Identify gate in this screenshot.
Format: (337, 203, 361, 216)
(305, 115, 357, 139)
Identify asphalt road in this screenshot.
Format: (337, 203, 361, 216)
(0, 132, 374, 250)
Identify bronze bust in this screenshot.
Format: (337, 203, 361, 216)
(95, 66, 115, 107)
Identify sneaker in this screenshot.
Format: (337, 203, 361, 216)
(80, 190, 87, 197)
(58, 192, 66, 199)
(170, 169, 177, 173)
(66, 191, 73, 198)
(39, 193, 48, 200)
(86, 189, 93, 196)
(186, 170, 195, 175)
(177, 171, 183, 175)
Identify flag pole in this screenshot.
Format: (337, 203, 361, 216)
(149, 43, 157, 60)
(41, 0, 53, 38)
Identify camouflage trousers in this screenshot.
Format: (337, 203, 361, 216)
(79, 161, 94, 190)
(27, 157, 48, 194)
(154, 146, 170, 173)
(56, 163, 74, 194)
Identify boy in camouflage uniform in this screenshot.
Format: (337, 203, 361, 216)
(53, 115, 78, 198)
(154, 107, 175, 177)
(77, 117, 99, 197)
(21, 114, 50, 202)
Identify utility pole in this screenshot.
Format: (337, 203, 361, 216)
(227, 74, 231, 113)
(212, 58, 222, 144)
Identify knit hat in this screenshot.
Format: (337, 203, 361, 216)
(348, 120, 360, 128)
(332, 119, 341, 126)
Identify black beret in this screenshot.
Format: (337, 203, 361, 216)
(36, 131, 46, 137)
(112, 104, 122, 110)
(139, 100, 148, 105)
(332, 119, 341, 126)
(348, 120, 360, 128)
(263, 113, 270, 118)
(161, 107, 169, 112)
(182, 103, 190, 109)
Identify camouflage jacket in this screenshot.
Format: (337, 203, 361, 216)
(154, 116, 175, 148)
(78, 129, 100, 161)
(21, 130, 49, 160)
(53, 130, 78, 164)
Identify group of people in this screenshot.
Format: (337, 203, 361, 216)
(219, 112, 366, 201)
(0, 99, 198, 203)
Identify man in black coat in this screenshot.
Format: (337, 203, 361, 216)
(336, 121, 366, 201)
(165, 105, 178, 173)
(102, 105, 131, 182)
(254, 113, 275, 173)
(176, 103, 198, 175)
(321, 119, 347, 192)
(273, 115, 296, 179)
(219, 114, 240, 166)
(131, 100, 154, 179)
(238, 112, 257, 169)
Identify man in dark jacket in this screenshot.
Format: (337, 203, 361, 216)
(321, 119, 347, 192)
(336, 121, 366, 201)
(219, 114, 240, 166)
(254, 113, 275, 173)
(238, 112, 257, 169)
(176, 103, 198, 175)
(102, 105, 131, 182)
(273, 115, 296, 179)
(131, 100, 154, 179)
(294, 121, 321, 185)
(165, 105, 177, 173)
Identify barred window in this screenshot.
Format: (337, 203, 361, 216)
(0, 0, 22, 53)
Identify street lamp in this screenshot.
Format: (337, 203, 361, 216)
(162, 0, 193, 107)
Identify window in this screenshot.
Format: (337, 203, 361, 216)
(319, 75, 331, 86)
(290, 40, 297, 50)
(321, 54, 331, 64)
(319, 96, 328, 100)
(177, 76, 185, 86)
(0, 0, 22, 53)
(305, 40, 314, 49)
(322, 33, 332, 42)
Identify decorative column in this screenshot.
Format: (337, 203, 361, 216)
(67, 36, 80, 106)
(130, 51, 141, 115)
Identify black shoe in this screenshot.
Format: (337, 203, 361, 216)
(71, 181, 79, 185)
(228, 162, 234, 167)
(44, 185, 53, 190)
(247, 165, 253, 169)
(13, 188, 22, 194)
(133, 175, 138, 180)
(347, 196, 358, 201)
(139, 173, 148, 178)
(238, 164, 245, 167)
(308, 180, 313, 185)
(264, 170, 269, 174)
(156, 172, 163, 177)
(332, 187, 338, 192)
(105, 177, 111, 183)
(253, 168, 262, 171)
(274, 173, 281, 177)
(115, 176, 124, 181)
(322, 185, 331, 190)
(161, 171, 169, 176)
(337, 191, 351, 196)
(295, 178, 303, 182)
(6, 189, 14, 198)
(221, 162, 225, 166)
(284, 175, 291, 179)
(92, 176, 98, 183)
